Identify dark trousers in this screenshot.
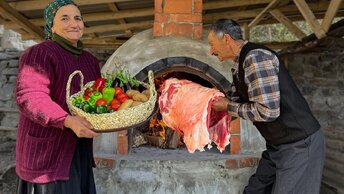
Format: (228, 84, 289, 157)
(244, 129, 325, 194)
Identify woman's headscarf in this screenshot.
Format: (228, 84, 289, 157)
(44, 0, 77, 39)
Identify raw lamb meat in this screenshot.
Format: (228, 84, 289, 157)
(159, 78, 231, 153)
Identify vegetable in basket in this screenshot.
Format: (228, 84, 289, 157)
(94, 77, 106, 93)
(72, 96, 85, 108)
(95, 98, 107, 107)
(112, 69, 140, 91)
(96, 105, 108, 114)
(84, 87, 96, 100)
(102, 80, 115, 105)
(110, 99, 121, 111)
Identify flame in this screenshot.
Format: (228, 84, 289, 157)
(158, 120, 166, 141)
(149, 115, 166, 141)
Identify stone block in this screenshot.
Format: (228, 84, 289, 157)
(1, 113, 19, 128)
(8, 76, 17, 83)
(8, 60, 18, 68)
(2, 68, 18, 76)
(0, 84, 14, 101)
(0, 60, 9, 67)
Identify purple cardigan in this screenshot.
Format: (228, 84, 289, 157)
(15, 40, 101, 183)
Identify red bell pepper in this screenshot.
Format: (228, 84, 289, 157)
(84, 87, 96, 98)
(94, 77, 106, 93)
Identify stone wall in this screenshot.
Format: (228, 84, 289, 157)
(283, 37, 344, 194)
(0, 48, 21, 193)
(0, 25, 37, 51)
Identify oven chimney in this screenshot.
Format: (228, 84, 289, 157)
(154, 0, 202, 39)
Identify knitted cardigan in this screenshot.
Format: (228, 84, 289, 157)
(15, 40, 101, 183)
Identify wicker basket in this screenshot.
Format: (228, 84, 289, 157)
(66, 70, 157, 131)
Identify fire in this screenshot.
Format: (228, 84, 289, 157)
(149, 115, 166, 141)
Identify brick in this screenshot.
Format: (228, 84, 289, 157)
(164, 0, 192, 14)
(117, 130, 128, 155)
(230, 118, 240, 134)
(225, 159, 238, 169)
(230, 135, 241, 154)
(118, 130, 127, 135)
(94, 158, 116, 168)
(239, 157, 259, 168)
(155, 13, 169, 23)
(194, 0, 203, 13)
(164, 23, 193, 38)
(155, 0, 163, 13)
(169, 13, 202, 23)
(153, 22, 163, 37)
(193, 24, 203, 40)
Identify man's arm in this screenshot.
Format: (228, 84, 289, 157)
(227, 49, 280, 122)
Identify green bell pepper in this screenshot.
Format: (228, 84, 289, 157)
(102, 80, 115, 105)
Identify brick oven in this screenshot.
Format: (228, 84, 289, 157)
(93, 0, 265, 193)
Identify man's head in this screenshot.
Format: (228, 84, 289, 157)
(208, 19, 243, 62)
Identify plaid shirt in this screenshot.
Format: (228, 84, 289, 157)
(228, 42, 280, 122)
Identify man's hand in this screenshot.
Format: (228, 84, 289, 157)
(64, 115, 99, 138)
(212, 96, 230, 112)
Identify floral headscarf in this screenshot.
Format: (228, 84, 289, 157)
(44, 0, 77, 39)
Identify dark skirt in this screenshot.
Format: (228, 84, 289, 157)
(16, 138, 96, 194)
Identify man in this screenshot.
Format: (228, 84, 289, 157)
(209, 19, 325, 194)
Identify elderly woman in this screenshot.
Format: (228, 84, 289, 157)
(15, 0, 100, 193)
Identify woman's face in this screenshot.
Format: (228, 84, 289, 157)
(51, 4, 84, 45)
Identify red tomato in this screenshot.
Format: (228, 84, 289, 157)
(110, 99, 121, 106)
(95, 98, 107, 107)
(111, 103, 121, 111)
(83, 95, 90, 100)
(114, 87, 123, 96)
(116, 93, 129, 103)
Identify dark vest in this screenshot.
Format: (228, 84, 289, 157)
(232, 42, 320, 145)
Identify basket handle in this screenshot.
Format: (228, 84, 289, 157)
(66, 70, 84, 101)
(147, 70, 156, 96)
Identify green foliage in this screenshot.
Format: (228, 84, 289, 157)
(248, 17, 343, 42)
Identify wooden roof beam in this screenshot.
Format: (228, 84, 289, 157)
(293, 0, 326, 39)
(0, 0, 44, 40)
(107, 3, 133, 37)
(9, 0, 272, 12)
(243, 23, 250, 40)
(4, 8, 155, 28)
(82, 38, 126, 45)
(248, 11, 344, 26)
(248, 0, 285, 28)
(204, 9, 262, 23)
(321, 0, 343, 32)
(261, 41, 298, 50)
(5, 1, 342, 28)
(9, 0, 139, 12)
(203, 0, 271, 10)
(84, 21, 153, 34)
(270, 9, 306, 40)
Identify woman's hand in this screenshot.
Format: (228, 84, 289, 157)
(64, 115, 99, 138)
(212, 96, 230, 112)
